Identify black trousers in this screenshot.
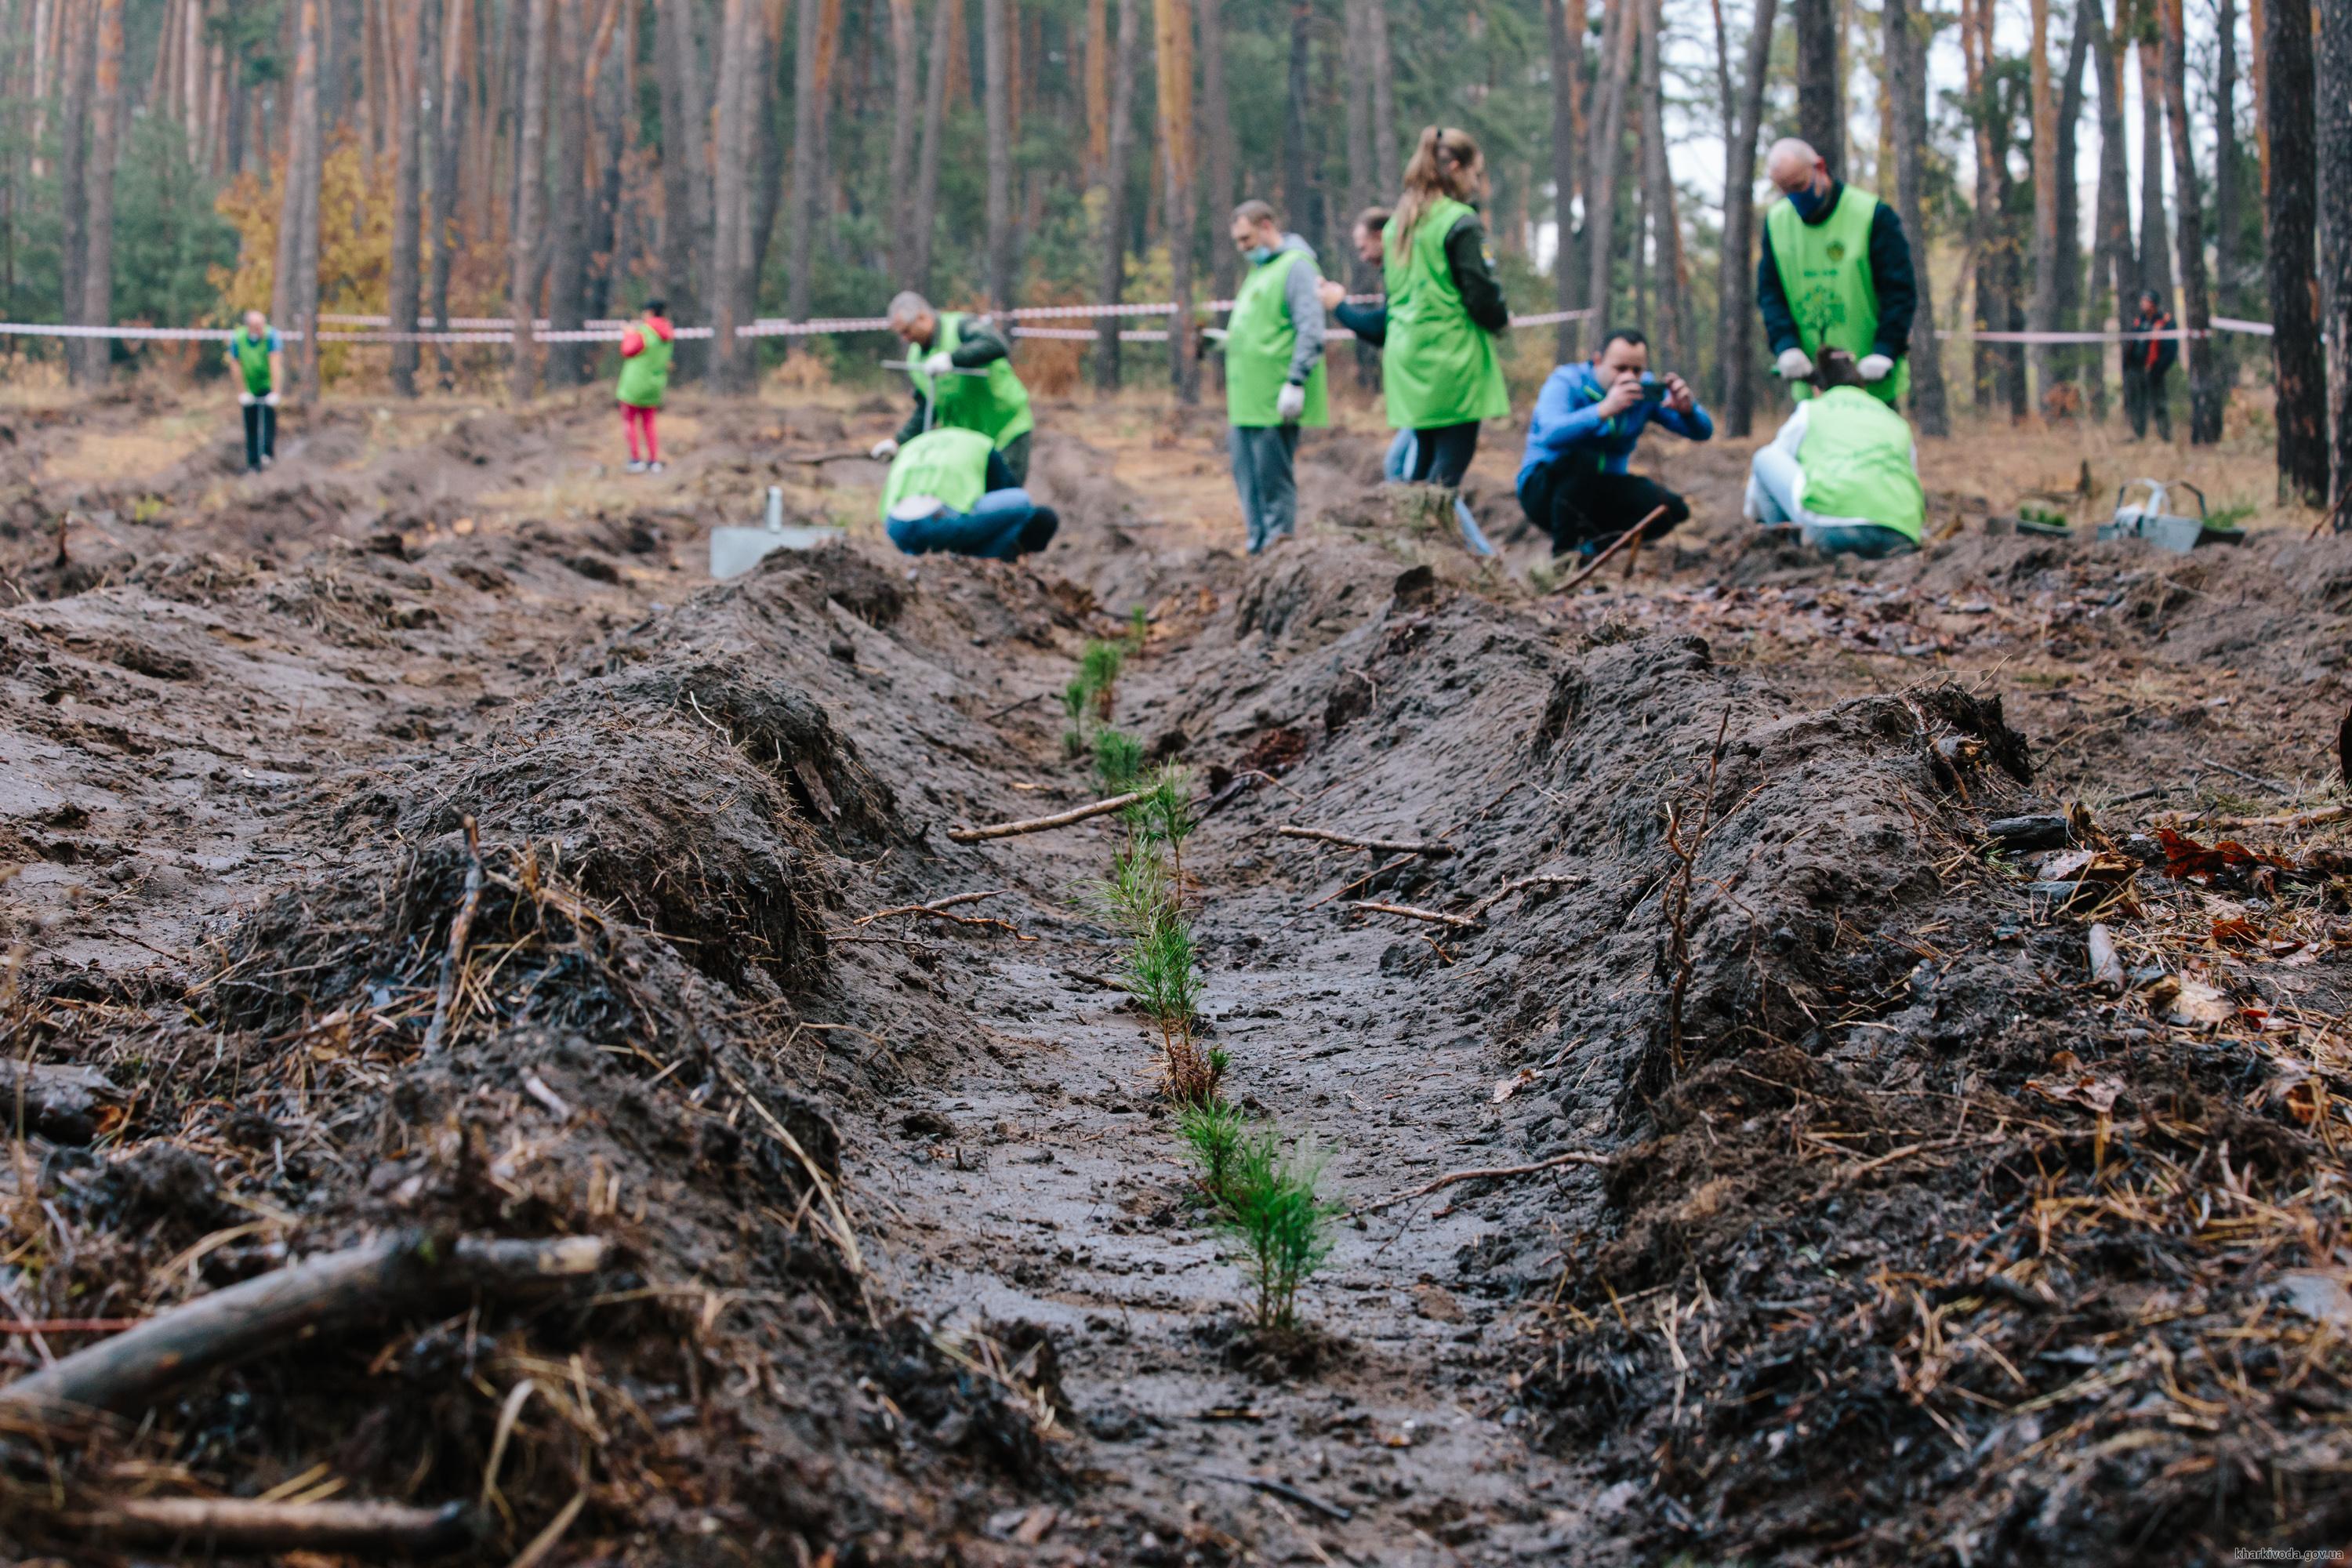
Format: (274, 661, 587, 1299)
(241, 402, 278, 470)
(1519, 461, 1690, 556)
(2122, 364, 2171, 440)
(1406, 421, 1481, 487)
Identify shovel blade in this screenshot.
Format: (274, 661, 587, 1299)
(710, 524, 848, 579)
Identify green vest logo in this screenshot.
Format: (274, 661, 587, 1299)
(1825, 241, 1846, 263)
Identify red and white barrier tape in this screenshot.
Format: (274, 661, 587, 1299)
(1937, 318, 2281, 343)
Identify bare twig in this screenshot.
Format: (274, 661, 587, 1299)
(1551, 505, 1671, 593)
(775, 447, 873, 464)
(63, 1497, 478, 1556)
(1276, 826, 1454, 858)
(982, 691, 1050, 721)
(1358, 1149, 1616, 1214)
(422, 818, 485, 1053)
(2154, 804, 2350, 833)
(1345, 901, 1483, 930)
(1466, 873, 1586, 919)
(2194, 754, 2288, 797)
(0, 1232, 607, 1421)
(1194, 1470, 1355, 1523)
(947, 790, 1148, 843)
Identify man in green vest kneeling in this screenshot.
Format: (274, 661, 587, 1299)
(1743, 355, 1925, 559)
(1757, 138, 1917, 408)
(880, 427, 1059, 561)
(1220, 199, 1327, 554)
(873, 293, 1036, 485)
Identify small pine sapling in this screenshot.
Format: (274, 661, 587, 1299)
(1218, 1132, 1338, 1330)
(1125, 604, 1150, 652)
(1062, 678, 1092, 758)
(1080, 640, 1124, 723)
(1094, 728, 1146, 794)
(1177, 1098, 1249, 1204)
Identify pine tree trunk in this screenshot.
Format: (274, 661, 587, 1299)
(789, 0, 823, 322)
(749, 0, 786, 293)
(1084, 0, 1109, 181)
(2135, 39, 2171, 310)
(57, 0, 91, 355)
(1638, 0, 1676, 364)
(1363, 0, 1395, 190)
(1283, 0, 1309, 237)
(72, 0, 121, 387)
(887, 0, 920, 285)
(1583, 0, 1635, 321)
(509, 0, 550, 401)
(710, 0, 750, 387)
(913, 0, 951, 288)
(430, 0, 465, 365)
(1553, 0, 1586, 361)
(1962, 0, 2001, 411)
(2053, 0, 2089, 391)
(1715, 0, 1773, 431)
(2025, 0, 2058, 406)
(546, 0, 590, 387)
(2089, 0, 2130, 417)
(291, 0, 324, 390)
(2264, 0, 2324, 502)
(1153, 0, 1197, 403)
(1884, 0, 1945, 434)
(389, 0, 429, 395)
(2158, 0, 2220, 442)
(1793, 0, 1838, 176)
(2324, 0, 2352, 513)
(982, 0, 1013, 310)
(655, 0, 704, 374)
(2212, 0, 2238, 311)
(1196, 0, 1235, 300)
(1094, 0, 1139, 387)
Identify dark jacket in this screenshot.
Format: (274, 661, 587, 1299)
(894, 315, 1016, 445)
(2125, 308, 2178, 376)
(1757, 182, 1918, 360)
(1337, 208, 1511, 345)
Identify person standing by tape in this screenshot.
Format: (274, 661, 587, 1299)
(227, 309, 284, 474)
(1221, 199, 1327, 554)
(615, 299, 674, 474)
(1382, 127, 1512, 489)
(872, 292, 1035, 485)
(2122, 290, 2177, 442)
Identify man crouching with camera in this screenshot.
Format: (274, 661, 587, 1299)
(1515, 327, 1713, 558)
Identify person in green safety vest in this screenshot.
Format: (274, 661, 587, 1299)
(1381, 126, 1512, 490)
(1743, 353, 1925, 558)
(226, 309, 285, 474)
(615, 298, 674, 474)
(872, 292, 1036, 484)
(1757, 138, 1918, 408)
(879, 426, 1060, 561)
(1218, 198, 1327, 554)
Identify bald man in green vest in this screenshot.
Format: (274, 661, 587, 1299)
(1221, 198, 1327, 554)
(1757, 138, 1918, 407)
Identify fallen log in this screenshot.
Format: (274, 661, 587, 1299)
(0, 1232, 607, 1421)
(1550, 505, 1671, 594)
(947, 790, 1147, 843)
(64, 1497, 478, 1557)
(1275, 826, 1454, 858)
(1345, 900, 1483, 931)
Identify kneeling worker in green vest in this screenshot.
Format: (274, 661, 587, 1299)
(1743, 353, 1924, 559)
(871, 293, 1036, 485)
(1757, 138, 1917, 406)
(1221, 199, 1327, 554)
(880, 426, 1059, 561)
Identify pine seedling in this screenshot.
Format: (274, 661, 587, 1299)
(1125, 908, 1202, 1032)
(1080, 640, 1124, 722)
(1094, 728, 1146, 794)
(1177, 1098, 1250, 1205)
(1125, 604, 1150, 652)
(1128, 763, 1196, 902)
(1092, 841, 1172, 935)
(1218, 1133, 1338, 1330)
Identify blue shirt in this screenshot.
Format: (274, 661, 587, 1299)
(1516, 361, 1714, 492)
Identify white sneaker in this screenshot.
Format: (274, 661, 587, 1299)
(625, 459, 648, 474)
(647, 460, 665, 474)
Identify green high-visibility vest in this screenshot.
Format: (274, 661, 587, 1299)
(909, 313, 1034, 448)
(230, 328, 274, 395)
(1795, 387, 1924, 543)
(615, 320, 673, 408)
(1764, 185, 1909, 406)
(880, 427, 994, 521)
(1381, 195, 1510, 430)
(1226, 249, 1329, 429)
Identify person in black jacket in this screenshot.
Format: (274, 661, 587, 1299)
(2122, 290, 2177, 441)
(1755, 138, 1918, 397)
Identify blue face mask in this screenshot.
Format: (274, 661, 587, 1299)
(1788, 181, 1831, 221)
(1246, 245, 1277, 264)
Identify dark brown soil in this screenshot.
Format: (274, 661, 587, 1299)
(3, 387, 2350, 1567)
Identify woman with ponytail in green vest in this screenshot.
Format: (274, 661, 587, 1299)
(227, 309, 284, 474)
(1382, 127, 1512, 488)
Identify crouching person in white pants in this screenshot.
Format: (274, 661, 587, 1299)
(1744, 383, 1925, 559)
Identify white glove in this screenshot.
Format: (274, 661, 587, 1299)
(238, 390, 255, 407)
(869, 437, 899, 460)
(263, 390, 281, 408)
(1276, 381, 1307, 422)
(922, 352, 955, 378)
(1857, 353, 1894, 383)
(1775, 347, 1814, 381)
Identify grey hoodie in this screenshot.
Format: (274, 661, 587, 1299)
(1259, 232, 1327, 387)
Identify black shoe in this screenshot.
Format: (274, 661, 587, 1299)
(1018, 506, 1060, 554)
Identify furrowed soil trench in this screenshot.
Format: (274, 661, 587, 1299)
(4, 390, 2352, 1566)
